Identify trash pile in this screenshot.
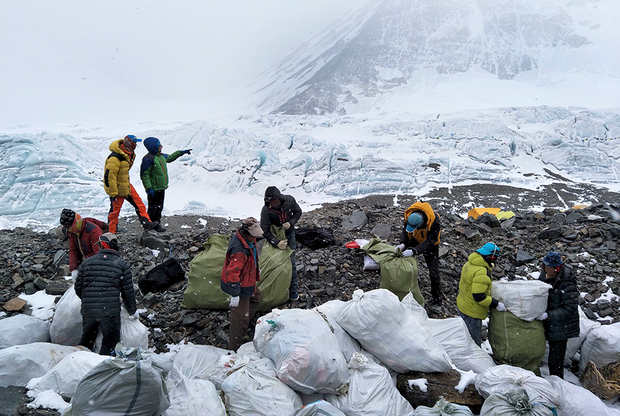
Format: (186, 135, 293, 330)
(0, 184, 619, 414)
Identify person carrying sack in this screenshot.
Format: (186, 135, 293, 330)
(456, 242, 506, 346)
(396, 201, 442, 305)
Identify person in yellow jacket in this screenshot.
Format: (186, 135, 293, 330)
(456, 242, 506, 346)
(103, 135, 158, 233)
(397, 201, 442, 305)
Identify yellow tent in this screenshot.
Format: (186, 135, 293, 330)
(572, 204, 589, 210)
(467, 207, 501, 219)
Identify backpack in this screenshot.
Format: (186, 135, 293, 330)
(138, 258, 185, 294)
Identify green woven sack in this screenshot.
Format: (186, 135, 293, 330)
(257, 225, 293, 312)
(488, 309, 546, 376)
(181, 234, 231, 309)
(362, 238, 424, 305)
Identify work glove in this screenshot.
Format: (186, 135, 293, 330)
(395, 244, 405, 252)
(277, 240, 288, 250)
(496, 302, 507, 312)
(283, 222, 291, 230)
(71, 270, 78, 281)
(146, 189, 155, 198)
(229, 296, 240, 308)
(402, 249, 414, 257)
(536, 312, 548, 321)
(181, 149, 192, 155)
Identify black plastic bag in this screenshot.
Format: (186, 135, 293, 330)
(138, 258, 186, 294)
(295, 227, 337, 250)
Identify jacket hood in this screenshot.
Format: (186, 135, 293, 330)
(109, 139, 132, 157)
(144, 137, 161, 154)
(468, 252, 491, 270)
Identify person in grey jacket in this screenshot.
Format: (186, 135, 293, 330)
(75, 233, 137, 356)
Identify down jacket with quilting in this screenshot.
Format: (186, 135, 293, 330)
(75, 249, 136, 317)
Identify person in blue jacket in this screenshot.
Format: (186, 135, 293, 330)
(140, 137, 191, 232)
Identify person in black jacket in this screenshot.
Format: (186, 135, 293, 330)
(397, 201, 442, 305)
(260, 186, 302, 300)
(75, 233, 137, 356)
(539, 251, 580, 378)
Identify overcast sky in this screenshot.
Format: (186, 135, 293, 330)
(0, 1, 368, 127)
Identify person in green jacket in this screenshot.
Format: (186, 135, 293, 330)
(456, 242, 506, 346)
(140, 137, 192, 232)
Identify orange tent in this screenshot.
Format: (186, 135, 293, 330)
(467, 207, 501, 219)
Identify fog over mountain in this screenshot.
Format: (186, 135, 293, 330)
(255, 0, 619, 115)
(1, 0, 619, 230)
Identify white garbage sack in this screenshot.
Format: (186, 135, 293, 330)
(254, 308, 349, 394)
(166, 344, 236, 390)
(93, 308, 149, 353)
(565, 306, 601, 363)
(402, 292, 493, 373)
(579, 322, 620, 371)
(49, 285, 82, 346)
(325, 353, 415, 416)
(491, 280, 551, 322)
(290, 400, 346, 416)
(480, 388, 558, 416)
(67, 353, 169, 416)
(0, 314, 50, 349)
(336, 289, 452, 373)
(315, 300, 361, 362)
(413, 398, 475, 415)
(401, 292, 430, 323)
(27, 350, 107, 399)
(547, 375, 617, 416)
(0, 342, 85, 387)
(475, 365, 560, 408)
(164, 376, 226, 416)
(221, 357, 303, 416)
(363, 255, 380, 270)
(426, 317, 496, 374)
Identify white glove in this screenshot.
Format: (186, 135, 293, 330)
(395, 244, 405, 251)
(132, 311, 140, 319)
(71, 270, 78, 281)
(229, 296, 240, 308)
(402, 249, 414, 257)
(283, 222, 291, 230)
(277, 240, 288, 250)
(537, 312, 548, 321)
(496, 302, 506, 312)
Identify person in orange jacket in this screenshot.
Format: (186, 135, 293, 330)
(103, 135, 157, 233)
(397, 201, 443, 305)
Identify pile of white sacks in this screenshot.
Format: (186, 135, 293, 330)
(1, 286, 619, 415)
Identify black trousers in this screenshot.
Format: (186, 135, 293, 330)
(423, 244, 441, 302)
(147, 190, 166, 223)
(548, 339, 568, 378)
(80, 314, 121, 356)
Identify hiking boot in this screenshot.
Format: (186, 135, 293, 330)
(290, 292, 299, 301)
(141, 218, 159, 231)
(154, 223, 167, 232)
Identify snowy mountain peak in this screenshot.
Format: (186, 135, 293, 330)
(255, 0, 613, 115)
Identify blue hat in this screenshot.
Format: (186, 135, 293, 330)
(406, 213, 423, 232)
(477, 242, 500, 257)
(144, 137, 161, 154)
(543, 252, 563, 267)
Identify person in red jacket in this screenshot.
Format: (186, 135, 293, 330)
(59, 208, 108, 280)
(220, 217, 264, 351)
